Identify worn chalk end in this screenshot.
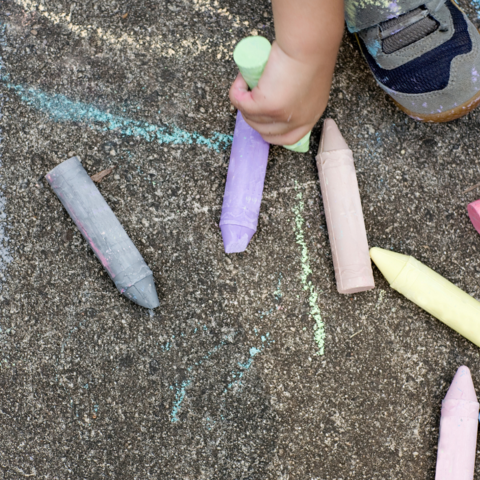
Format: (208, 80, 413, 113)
(369, 247, 409, 285)
(233, 36, 271, 90)
(445, 366, 477, 402)
(233, 35, 271, 71)
(284, 131, 311, 153)
(123, 274, 160, 309)
(468, 199, 480, 235)
(338, 279, 375, 295)
(320, 119, 349, 154)
(221, 224, 255, 254)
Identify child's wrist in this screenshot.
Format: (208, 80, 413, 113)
(273, 40, 327, 71)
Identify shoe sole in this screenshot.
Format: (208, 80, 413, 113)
(391, 88, 480, 123)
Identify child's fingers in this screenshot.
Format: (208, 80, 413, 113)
(241, 113, 286, 125)
(242, 118, 292, 137)
(260, 125, 312, 147)
(229, 71, 313, 142)
(228, 73, 249, 108)
(229, 73, 261, 114)
(242, 113, 309, 138)
(229, 74, 269, 118)
(230, 73, 299, 124)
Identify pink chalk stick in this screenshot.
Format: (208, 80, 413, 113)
(435, 366, 479, 480)
(316, 119, 374, 294)
(468, 199, 480, 235)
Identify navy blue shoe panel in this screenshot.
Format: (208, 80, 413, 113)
(358, 1, 472, 94)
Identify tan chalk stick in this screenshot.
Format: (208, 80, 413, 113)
(316, 119, 375, 294)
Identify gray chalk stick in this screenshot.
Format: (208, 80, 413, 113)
(46, 156, 160, 309)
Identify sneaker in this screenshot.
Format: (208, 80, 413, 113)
(346, 0, 480, 122)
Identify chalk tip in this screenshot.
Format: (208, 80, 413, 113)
(320, 119, 349, 154)
(123, 274, 160, 309)
(221, 224, 255, 254)
(445, 366, 477, 402)
(369, 247, 409, 285)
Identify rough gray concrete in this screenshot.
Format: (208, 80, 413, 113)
(1, 0, 480, 478)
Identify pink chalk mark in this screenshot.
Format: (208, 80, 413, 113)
(75, 220, 115, 277)
(53, 183, 115, 278)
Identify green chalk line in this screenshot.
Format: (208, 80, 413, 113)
(376, 289, 386, 309)
(292, 187, 325, 355)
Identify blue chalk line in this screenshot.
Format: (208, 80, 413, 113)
(169, 327, 274, 423)
(4, 82, 233, 152)
(170, 332, 233, 423)
(171, 379, 192, 422)
(224, 333, 273, 393)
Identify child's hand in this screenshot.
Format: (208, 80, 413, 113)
(229, 41, 330, 146)
(229, 0, 344, 146)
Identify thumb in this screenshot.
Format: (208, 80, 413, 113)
(229, 73, 264, 117)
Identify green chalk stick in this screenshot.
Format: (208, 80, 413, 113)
(233, 36, 311, 153)
(283, 131, 311, 153)
(233, 36, 271, 89)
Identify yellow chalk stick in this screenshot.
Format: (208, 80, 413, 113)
(370, 247, 480, 347)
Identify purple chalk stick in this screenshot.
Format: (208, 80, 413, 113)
(220, 111, 269, 253)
